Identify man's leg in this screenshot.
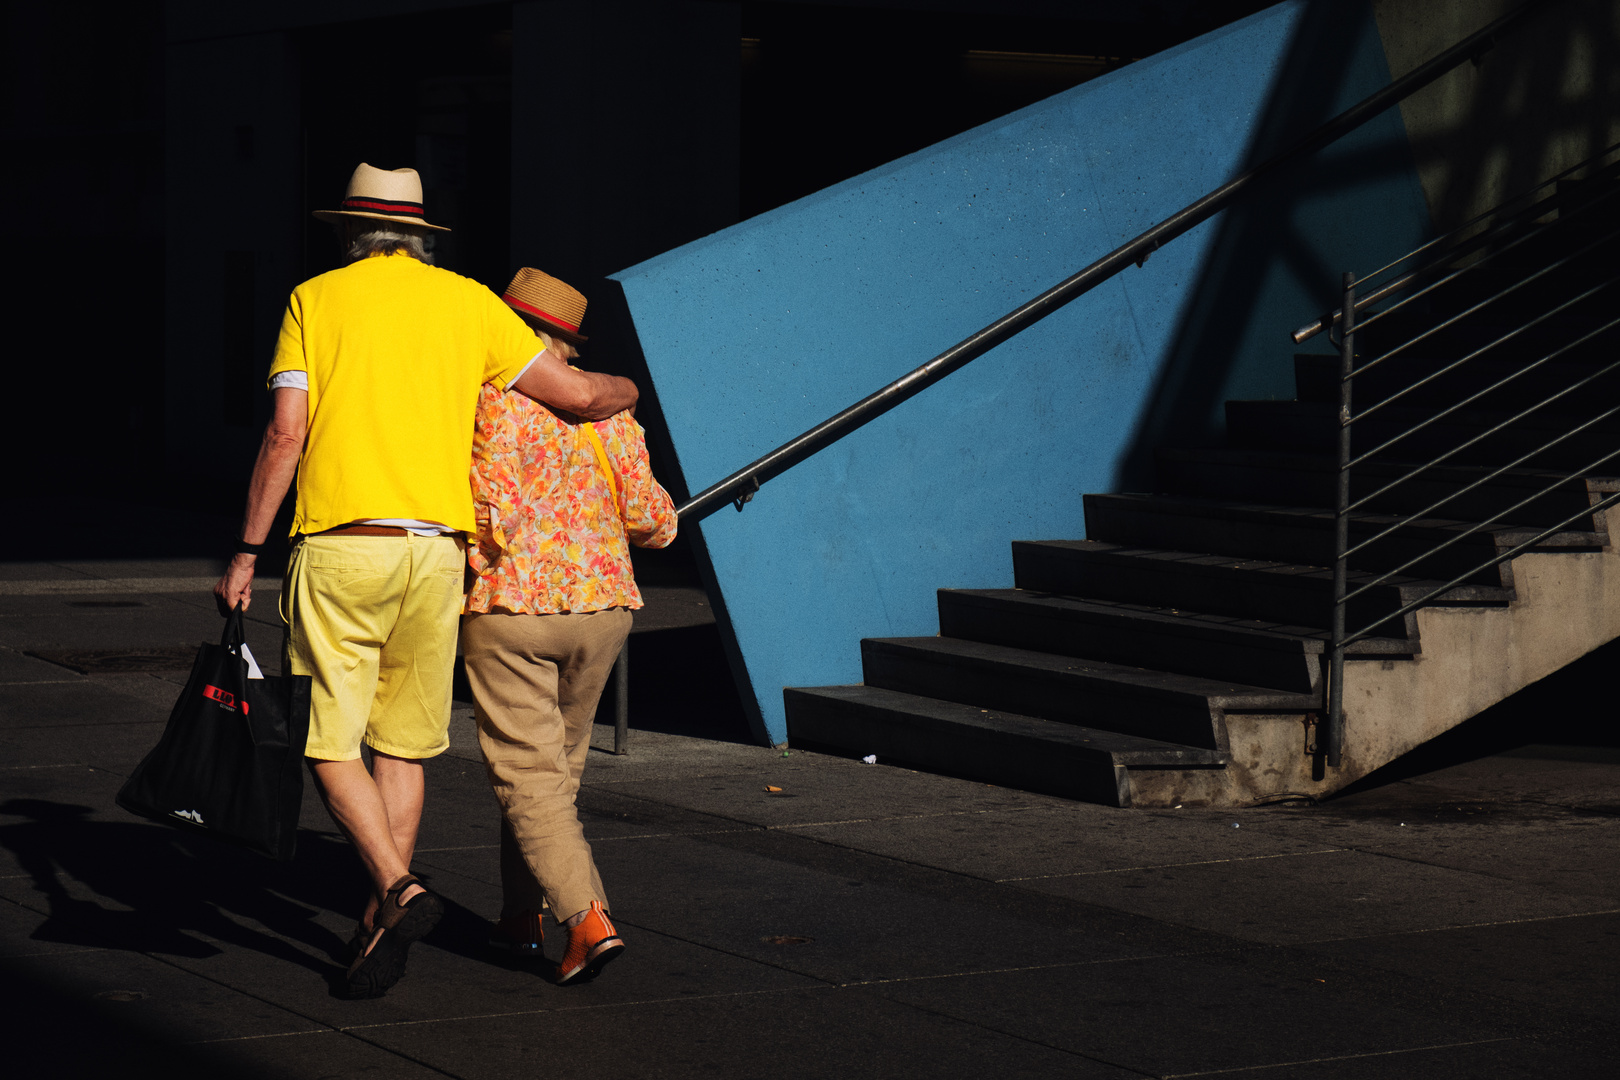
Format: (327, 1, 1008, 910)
(346, 532, 464, 934)
(284, 533, 439, 963)
(309, 757, 424, 912)
(373, 751, 425, 870)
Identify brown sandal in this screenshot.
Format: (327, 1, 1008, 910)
(343, 874, 444, 999)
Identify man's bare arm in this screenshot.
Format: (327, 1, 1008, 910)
(213, 386, 308, 614)
(511, 346, 638, 420)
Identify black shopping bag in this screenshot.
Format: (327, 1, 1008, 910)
(116, 605, 311, 860)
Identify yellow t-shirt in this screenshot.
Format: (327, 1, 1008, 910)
(267, 253, 542, 536)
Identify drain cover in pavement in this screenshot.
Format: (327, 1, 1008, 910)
(26, 647, 197, 674)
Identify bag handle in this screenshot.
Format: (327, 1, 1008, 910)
(221, 603, 247, 652)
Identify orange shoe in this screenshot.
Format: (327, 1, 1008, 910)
(488, 911, 545, 958)
(555, 901, 624, 985)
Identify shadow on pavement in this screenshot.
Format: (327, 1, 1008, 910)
(0, 961, 277, 1080)
(0, 800, 362, 969)
(0, 799, 533, 983)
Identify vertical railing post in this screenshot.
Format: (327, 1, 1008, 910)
(1328, 272, 1356, 769)
(612, 639, 630, 755)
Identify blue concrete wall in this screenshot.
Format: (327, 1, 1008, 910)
(613, 1, 1432, 745)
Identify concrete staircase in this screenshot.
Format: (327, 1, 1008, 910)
(786, 171, 1620, 807)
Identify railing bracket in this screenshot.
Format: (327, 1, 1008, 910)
(733, 475, 761, 511)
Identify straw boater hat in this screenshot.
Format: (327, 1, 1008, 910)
(502, 268, 588, 345)
(311, 163, 449, 232)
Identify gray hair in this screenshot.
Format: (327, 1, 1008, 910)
(343, 220, 434, 264)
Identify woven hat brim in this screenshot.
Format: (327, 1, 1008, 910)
(511, 306, 588, 346)
(312, 209, 450, 233)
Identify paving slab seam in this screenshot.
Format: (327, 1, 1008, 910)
(0, 578, 271, 596)
(2, 720, 166, 732)
(592, 827, 757, 842)
(186, 1028, 338, 1046)
(1155, 1036, 1517, 1078)
(1293, 905, 1620, 946)
(324, 981, 1163, 1079)
(770, 804, 1057, 830)
(850, 980, 1162, 1079)
(1267, 832, 1620, 892)
(579, 768, 849, 788)
(330, 983, 833, 1032)
(2, 945, 109, 958)
(839, 948, 1215, 989)
(578, 782, 1058, 837)
(995, 848, 1350, 882)
(689, 825, 1245, 948)
(413, 844, 501, 854)
(0, 762, 90, 771)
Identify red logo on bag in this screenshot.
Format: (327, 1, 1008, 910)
(203, 684, 248, 714)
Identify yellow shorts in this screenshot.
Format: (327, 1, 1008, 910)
(281, 532, 465, 761)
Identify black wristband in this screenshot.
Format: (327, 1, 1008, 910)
(234, 538, 267, 557)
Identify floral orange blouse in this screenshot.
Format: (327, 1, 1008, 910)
(467, 382, 677, 614)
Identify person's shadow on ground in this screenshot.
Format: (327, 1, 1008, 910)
(0, 798, 498, 992)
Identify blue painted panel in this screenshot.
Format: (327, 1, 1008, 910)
(614, 1, 1430, 744)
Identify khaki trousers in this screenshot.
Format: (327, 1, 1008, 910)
(462, 608, 631, 922)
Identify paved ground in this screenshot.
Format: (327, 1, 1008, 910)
(2, 558, 1616, 1079)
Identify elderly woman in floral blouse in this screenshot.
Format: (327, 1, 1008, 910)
(462, 268, 677, 985)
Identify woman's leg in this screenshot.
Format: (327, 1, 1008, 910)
(463, 609, 629, 922)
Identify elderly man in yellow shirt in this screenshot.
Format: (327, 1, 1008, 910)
(213, 164, 638, 999)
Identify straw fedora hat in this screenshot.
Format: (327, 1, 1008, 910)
(312, 163, 449, 232)
(502, 268, 588, 345)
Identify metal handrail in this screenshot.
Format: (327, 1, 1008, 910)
(1347, 399, 1620, 537)
(1340, 302, 1620, 521)
(1341, 401, 1620, 561)
(1323, 138, 1620, 766)
(1340, 438, 1620, 607)
(1293, 138, 1620, 345)
(1343, 300, 1620, 471)
(675, 1, 1550, 521)
(1338, 488, 1620, 650)
(1344, 212, 1620, 381)
(1348, 271, 1620, 421)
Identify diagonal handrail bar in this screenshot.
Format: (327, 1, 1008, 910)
(1345, 218, 1620, 380)
(1339, 439, 1620, 607)
(675, 1, 1550, 521)
(1349, 272, 1620, 422)
(1340, 185, 1610, 343)
(1339, 488, 1620, 649)
(1340, 400, 1620, 546)
(1293, 138, 1620, 344)
(1340, 314, 1620, 471)
(1343, 311, 1620, 516)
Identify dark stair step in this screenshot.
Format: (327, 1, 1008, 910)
(942, 589, 1329, 691)
(1226, 399, 1620, 470)
(861, 637, 1317, 750)
(938, 588, 1410, 694)
(1011, 539, 1513, 636)
(784, 684, 1226, 807)
(1154, 447, 1616, 527)
(1083, 493, 1603, 585)
(1293, 349, 1620, 414)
